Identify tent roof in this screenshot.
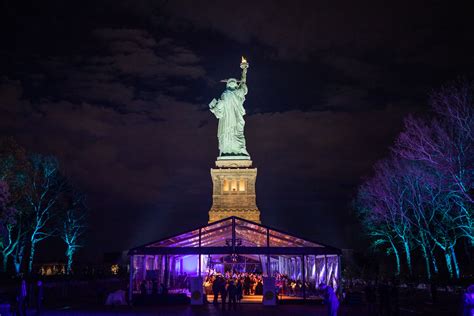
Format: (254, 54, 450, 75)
(129, 216, 341, 256)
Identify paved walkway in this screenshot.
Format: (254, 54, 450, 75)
(23, 294, 462, 316)
(41, 305, 367, 316)
(212, 294, 317, 303)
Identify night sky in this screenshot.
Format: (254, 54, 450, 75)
(1, 1, 473, 262)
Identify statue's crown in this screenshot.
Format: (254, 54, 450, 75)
(220, 78, 240, 84)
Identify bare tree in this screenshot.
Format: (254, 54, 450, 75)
(0, 181, 17, 271)
(0, 138, 30, 273)
(394, 81, 473, 245)
(25, 154, 64, 274)
(59, 189, 87, 275)
(355, 158, 415, 276)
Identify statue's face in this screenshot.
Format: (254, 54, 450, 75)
(226, 79, 238, 89)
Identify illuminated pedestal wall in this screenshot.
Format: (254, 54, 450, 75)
(209, 159, 261, 223)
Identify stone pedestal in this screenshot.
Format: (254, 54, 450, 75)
(208, 158, 260, 223)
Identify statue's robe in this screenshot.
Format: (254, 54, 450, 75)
(210, 84, 249, 156)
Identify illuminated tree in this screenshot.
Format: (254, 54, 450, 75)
(356, 158, 415, 276)
(392, 82, 473, 278)
(0, 138, 83, 275)
(397, 162, 441, 279)
(12, 229, 26, 274)
(355, 184, 402, 275)
(358, 81, 472, 279)
(25, 154, 64, 274)
(59, 189, 87, 274)
(394, 82, 473, 246)
(0, 138, 29, 273)
(0, 181, 17, 271)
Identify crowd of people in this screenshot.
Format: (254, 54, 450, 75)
(274, 272, 307, 297)
(204, 272, 263, 297)
(202, 270, 340, 314)
(203, 272, 263, 311)
(209, 275, 243, 311)
(204, 271, 319, 299)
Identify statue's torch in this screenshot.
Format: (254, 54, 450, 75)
(240, 56, 249, 69)
(240, 56, 249, 83)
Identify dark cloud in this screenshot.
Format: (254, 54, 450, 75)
(162, 0, 471, 62)
(92, 29, 205, 79)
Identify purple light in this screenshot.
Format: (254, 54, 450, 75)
(182, 255, 199, 275)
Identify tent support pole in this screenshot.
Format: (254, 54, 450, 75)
(302, 255, 306, 300)
(199, 228, 202, 277)
(164, 255, 169, 288)
(129, 255, 134, 303)
(266, 228, 270, 277)
(324, 255, 328, 285)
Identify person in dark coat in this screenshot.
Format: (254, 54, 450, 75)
(220, 279, 228, 311)
(212, 276, 220, 305)
(236, 280, 243, 303)
(320, 283, 339, 316)
(244, 275, 251, 295)
(16, 279, 27, 316)
(255, 280, 263, 295)
(35, 280, 44, 316)
(227, 280, 237, 311)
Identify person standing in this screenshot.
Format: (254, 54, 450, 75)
(35, 280, 44, 316)
(255, 279, 263, 295)
(212, 276, 220, 305)
(227, 280, 237, 311)
(236, 279, 243, 303)
(244, 275, 251, 295)
(320, 283, 339, 316)
(220, 279, 228, 311)
(17, 279, 27, 316)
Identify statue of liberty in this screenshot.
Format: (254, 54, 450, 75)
(209, 57, 250, 158)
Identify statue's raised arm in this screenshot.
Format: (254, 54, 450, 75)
(209, 57, 250, 158)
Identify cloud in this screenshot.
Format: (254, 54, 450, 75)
(26, 28, 206, 112)
(0, 79, 30, 115)
(91, 29, 206, 80)
(161, 0, 412, 61)
(0, 71, 411, 251)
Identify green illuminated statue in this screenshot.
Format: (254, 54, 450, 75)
(209, 57, 250, 158)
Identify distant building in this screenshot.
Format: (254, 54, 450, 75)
(35, 262, 66, 276)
